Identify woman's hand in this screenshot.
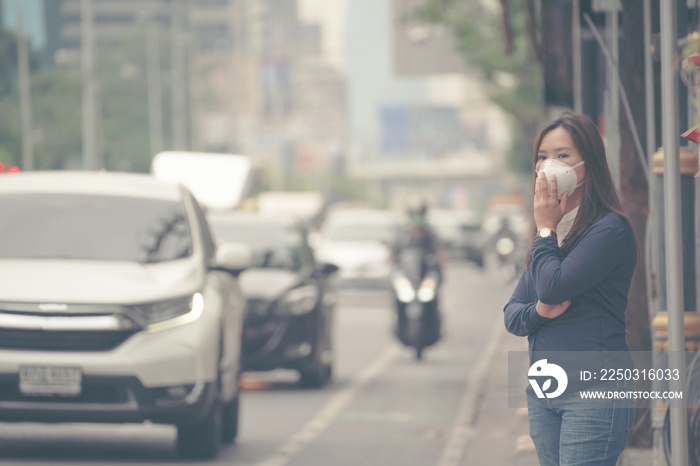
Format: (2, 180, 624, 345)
(536, 299, 571, 319)
(534, 172, 569, 231)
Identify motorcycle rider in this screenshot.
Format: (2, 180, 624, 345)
(391, 198, 443, 348)
(393, 198, 443, 281)
(488, 215, 527, 281)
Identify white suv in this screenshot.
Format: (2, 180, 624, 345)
(0, 171, 250, 459)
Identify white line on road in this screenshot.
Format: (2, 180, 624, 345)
(255, 345, 402, 466)
(437, 315, 506, 466)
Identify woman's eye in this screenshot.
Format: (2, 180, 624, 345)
(537, 155, 546, 161)
(557, 153, 569, 159)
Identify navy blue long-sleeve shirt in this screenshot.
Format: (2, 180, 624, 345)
(504, 212, 637, 355)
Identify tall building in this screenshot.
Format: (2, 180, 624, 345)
(0, 0, 60, 63)
(342, 0, 510, 209)
(45, 0, 328, 160)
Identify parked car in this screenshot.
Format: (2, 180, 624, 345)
(313, 208, 400, 288)
(0, 171, 251, 459)
(206, 211, 338, 388)
(427, 209, 485, 266)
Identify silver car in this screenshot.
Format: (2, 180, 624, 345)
(313, 209, 399, 288)
(0, 171, 250, 459)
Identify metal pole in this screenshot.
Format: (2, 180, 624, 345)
(81, 0, 97, 169)
(146, 15, 163, 157)
(227, 0, 239, 154)
(170, 0, 187, 150)
(660, 1, 689, 465)
(607, 8, 621, 189)
(17, 3, 33, 171)
(187, 25, 197, 151)
(643, 0, 661, 315)
(644, 0, 656, 160)
(572, 0, 582, 114)
(644, 3, 664, 463)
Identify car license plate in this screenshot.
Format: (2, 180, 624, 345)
(19, 366, 82, 396)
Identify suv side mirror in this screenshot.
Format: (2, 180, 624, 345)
(213, 242, 253, 275)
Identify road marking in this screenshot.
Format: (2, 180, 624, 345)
(338, 410, 451, 423)
(437, 316, 506, 466)
(255, 345, 401, 466)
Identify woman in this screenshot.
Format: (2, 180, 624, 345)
(504, 112, 637, 465)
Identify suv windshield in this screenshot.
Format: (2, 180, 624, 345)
(0, 193, 192, 263)
(210, 221, 303, 271)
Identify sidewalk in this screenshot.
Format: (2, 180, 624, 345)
(462, 330, 655, 466)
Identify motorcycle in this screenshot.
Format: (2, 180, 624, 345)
(391, 247, 442, 360)
(492, 232, 526, 283)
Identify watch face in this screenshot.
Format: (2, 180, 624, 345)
(539, 228, 552, 237)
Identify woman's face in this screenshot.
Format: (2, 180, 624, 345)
(535, 126, 586, 185)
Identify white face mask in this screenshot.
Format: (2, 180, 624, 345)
(536, 159, 585, 199)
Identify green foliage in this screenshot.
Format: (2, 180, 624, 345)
(414, 0, 546, 175)
(31, 67, 82, 169)
(0, 66, 83, 169)
(0, 27, 163, 172)
(0, 29, 18, 98)
(96, 39, 151, 173)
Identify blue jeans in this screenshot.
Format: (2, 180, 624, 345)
(527, 380, 636, 465)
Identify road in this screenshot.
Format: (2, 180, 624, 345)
(0, 260, 517, 465)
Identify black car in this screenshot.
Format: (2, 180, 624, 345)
(206, 211, 338, 388)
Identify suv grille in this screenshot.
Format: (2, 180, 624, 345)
(0, 328, 136, 351)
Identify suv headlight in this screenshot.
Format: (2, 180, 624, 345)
(138, 293, 204, 333)
(278, 286, 319, 316)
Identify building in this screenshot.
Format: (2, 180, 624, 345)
(41, 0, 332, 165)
(0, 0, 61, 64)
(342, 0, 511, 210)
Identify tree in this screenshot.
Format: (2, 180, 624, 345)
(0, 29, 23, 167)
(415, 0, 546, 179)
(0, 29, 18, 98)
(0, 29, 162, 172)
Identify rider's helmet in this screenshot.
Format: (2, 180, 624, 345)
(406, 197, 428, 226)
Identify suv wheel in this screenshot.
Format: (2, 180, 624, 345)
(176, 398, 223, 459)
(221, 390, 240, 444)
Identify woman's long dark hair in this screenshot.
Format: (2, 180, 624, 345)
(525, 112, 636, 267)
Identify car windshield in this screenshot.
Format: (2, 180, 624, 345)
(209, 221, 303, 271)
(0, 193, 192, 263)
(324, 222, 395, 243)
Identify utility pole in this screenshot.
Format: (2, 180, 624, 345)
(572, 0, 582, 114)
(184, 0, 198, 151)
(81, 0, 98, 169)
(605, 2, 621, 189)
(659, 1, 689, 465)
(17, 2, 33, 171)
(144, 12, 163, 157)
(170, 0, 187, 150)
(227, 0, 240, 154)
